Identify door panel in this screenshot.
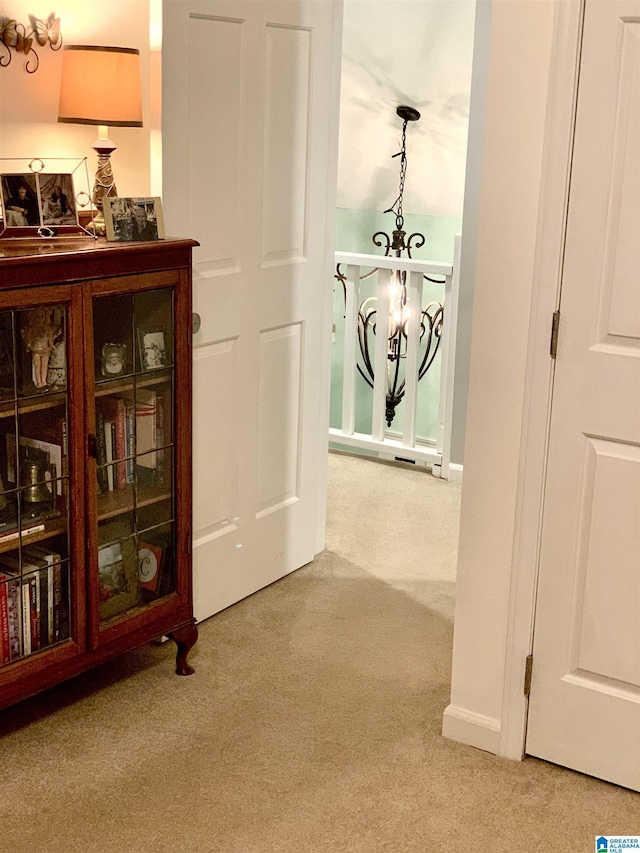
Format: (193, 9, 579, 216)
(527, 0, 640, 789)
(163, 0, 341, 621)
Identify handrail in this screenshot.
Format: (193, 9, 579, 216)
(335, 251, 452, 276)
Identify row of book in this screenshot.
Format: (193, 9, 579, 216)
(96, 388, 166, 493)
(0, 544, 69, 664)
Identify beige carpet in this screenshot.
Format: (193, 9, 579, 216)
(0, 452, 637, 852)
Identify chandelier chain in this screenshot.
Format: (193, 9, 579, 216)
(384, 118, 409, 232)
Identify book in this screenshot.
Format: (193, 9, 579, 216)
(0, 523, 45, 544)
(156, 393, 165, 483)
(137, 540, 163, 594)
(96, 410, 108, 493)
(53, 562, 69, 643)
(104, 420, 114, 492)
(21, 575, 37, 655)
(25, 545, 61, 646)
(1, 554, 44, 652)
(136, 388, 157, 469)
(0, 575, 9, 663)
(5, 575, 20, 660)
(125, 400, 135, 484)
(99, 397, 126, 489)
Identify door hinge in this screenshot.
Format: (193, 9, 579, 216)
(550, 310, 561, 359)
(524, 654, 534, 697)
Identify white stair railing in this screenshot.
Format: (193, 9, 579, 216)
(330, 235, 461, 480)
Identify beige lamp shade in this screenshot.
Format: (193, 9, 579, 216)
(58, 45, 143, 127)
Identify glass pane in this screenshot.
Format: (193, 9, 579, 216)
(137, 491, 173, 532)
(137, 523, 175, 604)
(98, 522, 142, 623)
(15, 305, 66, 397)
(0, 545, 70, 661)
(16, 401, 67, 525)
(134, 377, 173, 491)
(0, 303, 71, 667)
(0, 310, 16, 402)
(93, 286, 178, 627)
(95, 392, 135, 494)
(93, 293, 135, 384)
(134, 289, 174, 373)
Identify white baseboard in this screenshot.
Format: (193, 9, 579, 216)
(447, 463, 463, 484)
(442, 704, 501, 754)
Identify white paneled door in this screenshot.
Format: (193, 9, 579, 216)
(162, 0, 341, 621)
(526, 0, 640, 789)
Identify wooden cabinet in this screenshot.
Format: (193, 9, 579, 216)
(0, 237, 198, 710)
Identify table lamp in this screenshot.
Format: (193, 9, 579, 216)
(58, 45, 143, 234)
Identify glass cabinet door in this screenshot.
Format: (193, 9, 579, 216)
(91, 288, 176, 627)
(0, 305, 71, 665)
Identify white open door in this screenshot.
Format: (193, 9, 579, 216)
(162, 0, 342, 621)
(526, 0, 640, 789)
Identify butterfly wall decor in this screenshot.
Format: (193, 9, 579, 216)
(0, 12, 62, 73)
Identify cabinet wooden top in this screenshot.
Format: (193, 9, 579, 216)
(0, 236, 198, 290)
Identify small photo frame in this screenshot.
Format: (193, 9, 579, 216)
(138, 328, 167, 371)
(1, 173, 40, 228)
(39, 173, 78, 227)
(104, 196, 165, 243)
(101, 343, 127, 378)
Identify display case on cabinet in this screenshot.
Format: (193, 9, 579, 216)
(0, 238, 198, 711)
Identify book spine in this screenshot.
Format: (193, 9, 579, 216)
(39, 568, 48, 649)
(0, 578, 9, 664)
(6, 579, 20, 660)
(0, 523, 45, 545)
(29, 575, 39, 652)
(125, 401, 135, 484)
(96, 411, 108, 492)
(156, 395, 165, 483)
(114, 398, 126, 489)
(104, 420, 114, 492)
(53, 562, 62, 642)
(21, 580, 31, 656)
(47, 562, 54, 645)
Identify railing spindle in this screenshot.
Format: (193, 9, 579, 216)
(341, 264, 359, 435)
(371, 268, 391, 442)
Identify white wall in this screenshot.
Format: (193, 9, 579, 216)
(443, 0, 556, 752)
(0, 1, 155, 200)
(338, 0, 475, 218)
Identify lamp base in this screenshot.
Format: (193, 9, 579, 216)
(90, 136, 118, 236)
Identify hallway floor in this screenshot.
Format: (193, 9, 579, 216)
(0, 452, 638, 852)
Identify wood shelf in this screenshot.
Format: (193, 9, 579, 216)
(0, 391, 67, 419)
(94, 370, 172, 399)
(97, 482, 172, 521)
(0, 516, 67, 556)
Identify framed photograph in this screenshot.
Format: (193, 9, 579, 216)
(101, 343, 126, 378)
(0, 173, 41, 229)
(138, 328, 167, 371)
(0, 171, 82, 236)
(104, 196, 165, 243)
(38, 173, 78, 228)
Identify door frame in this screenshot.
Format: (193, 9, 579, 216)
(315, 0, 344, 556)
(498, 0, 586, 760)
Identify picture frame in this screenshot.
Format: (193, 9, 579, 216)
(0, 171, 80, 235)
(137, 327, 167, 372)
(101, 343, 127, 378)
(0, 173, 40, 229)
(103, 196, 165, 243)
(38, 173, 79, 228)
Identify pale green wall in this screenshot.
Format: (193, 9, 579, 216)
(331, 208, 461, 443)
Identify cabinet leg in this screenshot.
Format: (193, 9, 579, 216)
(168, 623, 198, 676)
